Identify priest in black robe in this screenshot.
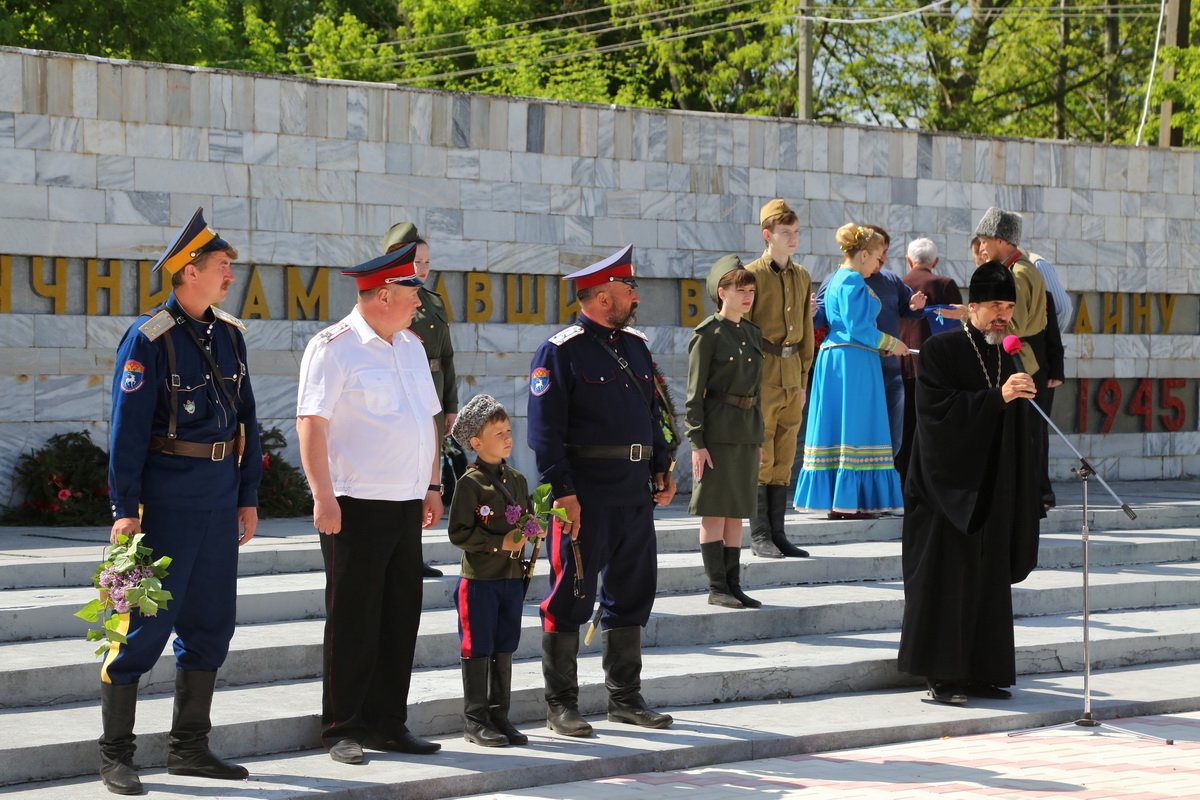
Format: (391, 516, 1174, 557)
(897, 260, 1044, 705)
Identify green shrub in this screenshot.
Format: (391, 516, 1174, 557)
(2, 432, 111, 526)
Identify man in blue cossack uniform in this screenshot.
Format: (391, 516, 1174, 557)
(99, 208, 262, 796)
(527, 245, 677, 737)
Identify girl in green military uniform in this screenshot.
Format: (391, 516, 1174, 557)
(685, 256, 764, 609)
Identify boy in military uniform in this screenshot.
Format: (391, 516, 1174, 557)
(383, 222, 457, 577)
(101, 208, 262, 795)
(448, 395, 538, 747)
(742, 199, 814, 559)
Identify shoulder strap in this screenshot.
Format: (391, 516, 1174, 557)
(585, 330, 653, 412)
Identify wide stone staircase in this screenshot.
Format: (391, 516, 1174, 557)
(1, 479, 1198, 799)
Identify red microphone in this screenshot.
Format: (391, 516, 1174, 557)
(1002, 334, 1026, 373)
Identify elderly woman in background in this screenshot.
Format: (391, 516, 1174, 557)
(686, 256, 763, 609)
(794, 224, 906, 520)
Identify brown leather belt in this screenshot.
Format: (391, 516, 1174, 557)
(566, 443, 653, 462)
(761, 341, 801, 358)
(150, 436, 236, 461)
(705, 389, 756, 410)
(428, 359, 441, 373)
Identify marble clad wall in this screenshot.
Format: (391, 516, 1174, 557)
(0, 47, 1198, 502)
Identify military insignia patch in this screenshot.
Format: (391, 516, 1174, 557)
(530, 367, 551, 396)
(120, 361, 145, 393)
(183, 399, 196, 415)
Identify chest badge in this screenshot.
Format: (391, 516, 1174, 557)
(183, 400, 196, 415)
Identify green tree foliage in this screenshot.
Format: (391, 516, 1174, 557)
(0, 0, 1188, 147)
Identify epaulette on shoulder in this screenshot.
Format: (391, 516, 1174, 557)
(694, 316, 720, 333)
(622, 325, 649, 342)
(548, 324, 585, 346)
(317, 321, 352, 344)
(211, 306, 247, 332)
(138, 310, 176, 342)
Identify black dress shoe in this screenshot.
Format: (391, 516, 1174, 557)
(328, 739, 364, 764)
(926, 681, 968, 705)
(964, 683, 1012, 699)
(422, 563, 443, 578)
(364, 730, 441, 755)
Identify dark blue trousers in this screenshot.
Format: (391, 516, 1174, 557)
(101, 506, 239, 685)
(539, 496, 656, 633)
(454, 577, 523, 657)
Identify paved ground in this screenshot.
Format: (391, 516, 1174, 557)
(472, 712, 1200, 799)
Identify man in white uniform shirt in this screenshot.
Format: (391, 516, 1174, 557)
(297, 243, 444, 765)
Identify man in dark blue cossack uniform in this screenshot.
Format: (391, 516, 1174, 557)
(99, 208, 262, 796)
(527, 245, 677, 738)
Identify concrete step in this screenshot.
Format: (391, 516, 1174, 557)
(2, 489, 1193, 590)
(4, 549, 1198, 707)
(4, 526, 1199, 644)
(2, 605, 1197, 787)
(4, 660, 1199, 800)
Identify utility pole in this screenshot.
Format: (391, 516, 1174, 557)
(797, 0, 812, 119)
(1055, 0, 1068, 139)
(1158, 0, 1191, 147)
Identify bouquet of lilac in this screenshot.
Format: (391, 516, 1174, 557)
(506, 483, 569, 555)
(74, 533, 172, 656)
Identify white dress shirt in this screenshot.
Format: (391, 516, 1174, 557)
(297, 307, 440, 502)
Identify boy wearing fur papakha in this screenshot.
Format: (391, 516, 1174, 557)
(448, 394, 540, 747)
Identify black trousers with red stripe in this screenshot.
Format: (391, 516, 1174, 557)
(319, 496, 423, 746)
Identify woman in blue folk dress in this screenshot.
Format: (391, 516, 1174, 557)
(794, 223, 907, 519)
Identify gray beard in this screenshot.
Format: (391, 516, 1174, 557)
(984, 330, 1005, 346)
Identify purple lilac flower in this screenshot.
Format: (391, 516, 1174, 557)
(505, 504, 522, 525)
(98, 569, 117, 588)
(522, 518, 542, 538)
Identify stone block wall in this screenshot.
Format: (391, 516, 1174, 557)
(0, 47, 1197, 506)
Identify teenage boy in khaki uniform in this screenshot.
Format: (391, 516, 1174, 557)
(742, 199, 814, 559)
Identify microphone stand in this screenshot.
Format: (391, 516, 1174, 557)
(1007, 381, 1172, 745)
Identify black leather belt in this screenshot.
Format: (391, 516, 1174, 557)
(761, 341, 800, 358)
(428, 359, 441, 373)
(150, 436, 236, 461)
(705, 389, 756, 410)
(566, 443, 653, 462)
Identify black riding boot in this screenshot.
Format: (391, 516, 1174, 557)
(489, 652, 528, 745)
(768, 485, 809, 557)
(462, 657, 508, 746)
(167, 671, 249, 780)
(750, 484, 783, 558)
(603, 626, 672, 728)
(724, 546, 761, 608)
(542, 631, 592, 736)
(700, 541, 742, 607)
(99, 682, 143, 795)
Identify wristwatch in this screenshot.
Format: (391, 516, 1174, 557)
(428, 483, 443, 495)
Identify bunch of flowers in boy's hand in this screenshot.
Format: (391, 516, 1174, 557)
(75, 533, 172, 656)
(506, 483, 567, 557)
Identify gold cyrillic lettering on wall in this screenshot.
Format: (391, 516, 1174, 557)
(432, 274, 453, 322)
(241, 267, 270, 319)
(286, 267, 327, 321)
(465, 272, 493, 323)
(1158, 293, 1176, 333)
(31, 257, 68, 313)
(1130, 292, 1151, 334)
(558, 286, 579, 323)
(1101, 292, 1122, 334)
(139, 261, 170, 313)
(679, 279, 703, 328)
(1074, 297, 1092, 334)
(0, 256, 11, 313)
(85, 259, 121, 316)
(506, 275, 545, 323)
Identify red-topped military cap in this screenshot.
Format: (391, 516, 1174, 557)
(563, 244, 636, 290)
(152, 207, 231, 274)
(339, 242, 424, 291)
